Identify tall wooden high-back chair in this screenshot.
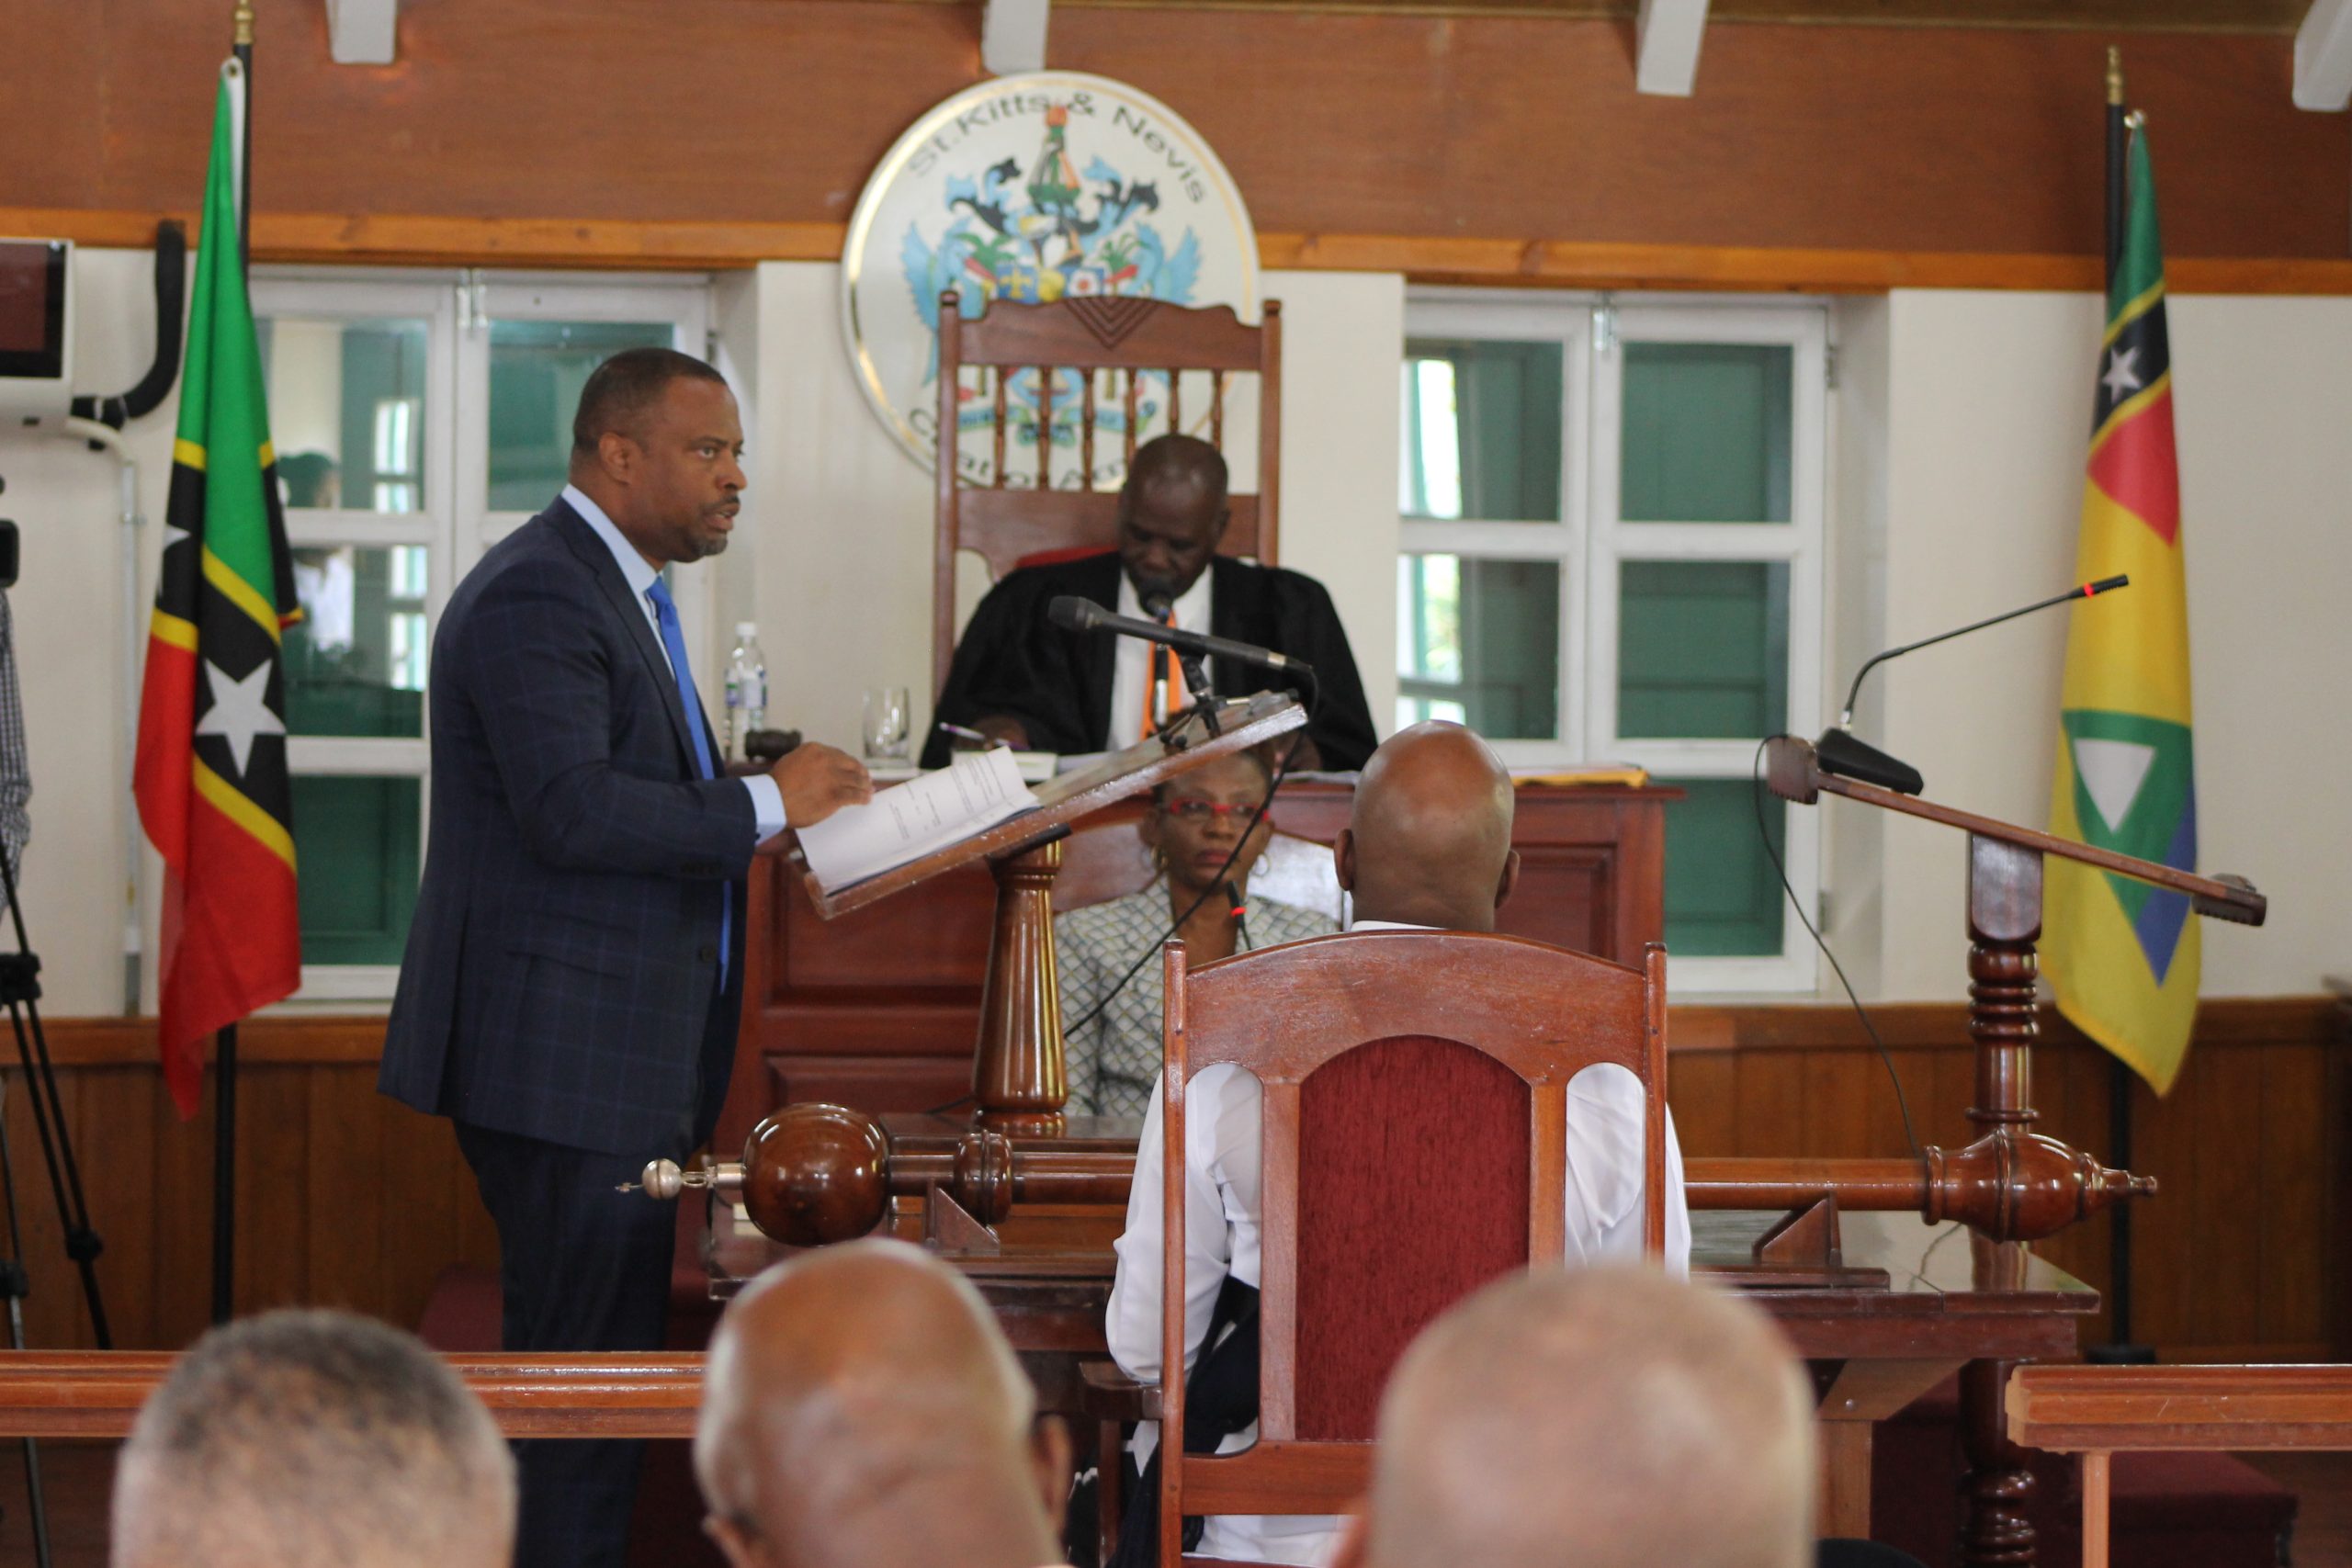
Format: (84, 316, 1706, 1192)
(932, 294, 1283, 695)
(1157, 931, 1669, 1565)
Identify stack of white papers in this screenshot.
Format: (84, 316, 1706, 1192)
(796, 748, 1040, 892)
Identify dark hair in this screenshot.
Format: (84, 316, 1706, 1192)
(1151, 743, 1273, 806)
(277, 451, 337, 508)
(1124, 433, 1229, 513)
(571, 347, 728, 456)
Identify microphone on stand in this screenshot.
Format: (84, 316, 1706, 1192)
(1046, 594, 1312, 676)
(1819, 574, 2129, 795)
(1136, 577, 1176, 621)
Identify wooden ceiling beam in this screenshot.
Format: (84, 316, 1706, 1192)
(12, 208, 2352, 296)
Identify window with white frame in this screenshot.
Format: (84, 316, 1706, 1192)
(252, 270, 710, 1002)
(1399, 292, 1826, 991)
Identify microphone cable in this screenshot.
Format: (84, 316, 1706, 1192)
(1752, 736, 1919, 1157)
(924, 669, 1320, 1120)
(1060, 666, 1322, 1043)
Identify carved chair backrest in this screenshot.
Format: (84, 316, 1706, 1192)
(932, 294, 1283, 694)
(1157, 931, 1668, 1552)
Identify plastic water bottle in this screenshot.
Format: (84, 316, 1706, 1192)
(723, 622, 768, 760)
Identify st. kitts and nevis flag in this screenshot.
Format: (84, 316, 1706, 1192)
(132, 60, 302, 1119)
(2044, 118, 2199, 1095)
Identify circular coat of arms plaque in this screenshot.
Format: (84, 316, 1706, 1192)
(841, 72, 1258, 486)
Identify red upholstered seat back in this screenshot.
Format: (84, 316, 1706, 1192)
(1294, 1034, 1532, 1440)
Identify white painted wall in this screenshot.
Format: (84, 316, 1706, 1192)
(743, 263, 1403, 756)
(4, 254, 2341, 1015)
(1845, 289, 2352, 1000)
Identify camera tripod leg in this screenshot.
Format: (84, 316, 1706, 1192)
(3, 998, 108, 1349)
(0, 849, 110, 1350)
(0, 1092, 54, 1568)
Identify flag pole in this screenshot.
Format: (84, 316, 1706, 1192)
(210, 0, 256, 1331)
(2088, 44, 2154, 1368)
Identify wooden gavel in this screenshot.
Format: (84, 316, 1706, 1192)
(634, 1100, 2154, 1248)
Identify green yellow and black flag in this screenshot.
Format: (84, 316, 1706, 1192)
(132, 58, 301, 1119)
(2043, 115, 2199, 1094)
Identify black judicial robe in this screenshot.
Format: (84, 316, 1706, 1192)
(922, 552, 1379, 771)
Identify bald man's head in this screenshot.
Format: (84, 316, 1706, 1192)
(695, 1240, 1069, 1568)
(111, 1310, 514, 1568)
(1336, 721, 1518, 931)
(1342, 1268, 1814, 1568)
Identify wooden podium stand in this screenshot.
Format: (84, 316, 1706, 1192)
(664, 734, 2267, 1565)
(792, 692, 1306, 1136)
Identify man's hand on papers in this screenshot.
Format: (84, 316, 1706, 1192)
(773, 742, 874, 830)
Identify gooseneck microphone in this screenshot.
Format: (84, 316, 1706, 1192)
(1817, 574, 2130, 795)
(1046, 594, 1313, 675)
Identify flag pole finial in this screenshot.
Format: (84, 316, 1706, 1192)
(233, 0, 254, 46)
(2107, 45, 2124, 107)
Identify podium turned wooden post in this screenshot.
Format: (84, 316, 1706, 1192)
(973, 836, 1070, 1135)
(1962, 832, 2045, 1568)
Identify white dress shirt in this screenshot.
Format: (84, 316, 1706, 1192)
(1105, 568, 1213, 747)
(1103, 919, 1693, 1567)
(562, 485, 784, 839)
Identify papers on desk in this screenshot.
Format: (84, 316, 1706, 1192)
(796, 748, 1040, 893)
(1510, 762, 1649, 787)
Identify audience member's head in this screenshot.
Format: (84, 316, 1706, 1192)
(1339, 1267, 1815, 1568)
(1117, 433, 1230, 599)
(111, 1309, 514, 1568)
(1335, 719, 1518, 931)
(695, 1238, 1070, 1568)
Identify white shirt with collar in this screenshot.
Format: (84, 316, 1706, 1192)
(561, 485, 784, 839)
(1103, 919, 1693, 1567)
(1104, 567, 1213, 748)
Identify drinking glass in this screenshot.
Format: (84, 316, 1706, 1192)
(863, 686, 911, 762)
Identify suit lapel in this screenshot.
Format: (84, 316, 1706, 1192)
(1208, 556, 1256, 697)
(1078, 553, 1123, 748)
(546, 502, 701, 773)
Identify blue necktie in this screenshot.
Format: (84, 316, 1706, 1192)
(647, 578, 729, 991)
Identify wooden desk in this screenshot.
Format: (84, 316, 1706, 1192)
(2007, 1362, 2352, 1568)
(718, 781, 1675, 1151)
(0, 1353, 706, 1439)
(705, 1145, 2096, 1540)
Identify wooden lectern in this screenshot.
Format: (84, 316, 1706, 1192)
(793, 692, 1306, 1137)
(1758, 734, 2266, 1566)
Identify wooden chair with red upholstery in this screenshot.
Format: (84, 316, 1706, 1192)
(1152, 929, 1670, 1567)
(931, 292, 1283, 697)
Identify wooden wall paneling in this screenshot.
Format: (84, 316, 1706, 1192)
(1733, 1047, 1813, 1157)
(1662, 1048, 1736, 1156)
(307, 1065, 388, 1318)
(2260, 1042, 2329, 1352)
(234, 1066, 312, 1316)
(2198, 1044, 2268, 1351)
(375, 1095, 496, 1338)
(77, 1068, 160, 1355)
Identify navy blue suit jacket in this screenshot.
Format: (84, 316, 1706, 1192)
(379, 499, 755, 1158)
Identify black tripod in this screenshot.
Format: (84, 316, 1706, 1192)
(0, 839, 114, 1568)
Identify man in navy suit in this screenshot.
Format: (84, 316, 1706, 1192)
(380, 348, 870, 1568)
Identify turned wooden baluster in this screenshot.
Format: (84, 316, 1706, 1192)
(1961, 833, 2043, 1568)
(970, 837, 1070, 1136)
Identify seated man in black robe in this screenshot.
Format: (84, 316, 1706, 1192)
(922, 434, 1379, 771)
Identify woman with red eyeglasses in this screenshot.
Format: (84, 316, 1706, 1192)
(1055, 748, 1336, 1117)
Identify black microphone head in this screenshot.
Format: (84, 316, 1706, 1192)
(1135, 577, 1178, 619)
(1046, 595, 1102, 633)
